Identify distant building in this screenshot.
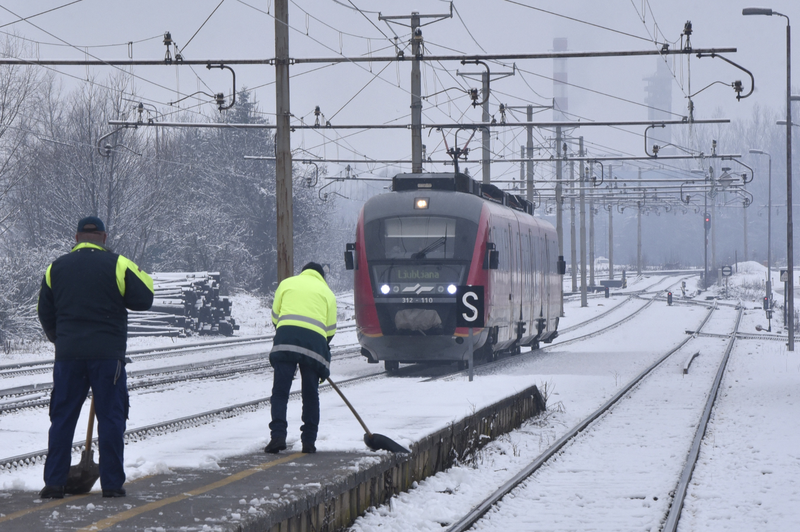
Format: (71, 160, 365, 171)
(643, 58, 673, 149)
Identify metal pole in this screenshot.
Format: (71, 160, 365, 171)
(411, 13, 423, 173)
(468, 327, 474, 382)
(704, 181, 709, 290)
(768, 155, 773, 304)
(637, 168, 642, 276)
(785, 20, 794, 350)
(608, 165, 614, 280)
(570, 159, 577, 293)
(482, 70, 491, 183)
(743, 185, 748, 262)
(527, 105, 534, 204)
(275, 0, 293, 282)
(712, 191, 717, 277)
(556, 127, 564, 316)
(589, 164, 595, 288)
(580, 137, 588, 307)
(750, 149, 774, 303)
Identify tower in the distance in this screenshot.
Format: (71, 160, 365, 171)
(643, 59, 673, 147)
(553, 38, 569, 121)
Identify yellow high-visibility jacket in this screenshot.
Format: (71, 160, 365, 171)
(270, 269, 337, 378)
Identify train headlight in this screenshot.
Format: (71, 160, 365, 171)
(380, 284, 391, 294)
(447, 284, 457, 294)
(414, 197, 429, 209)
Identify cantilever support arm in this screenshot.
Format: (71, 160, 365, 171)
(96, 125, 137, 157)
(721, 156, 754, 184)
(695, 52, 755, 101)
(644, 123, 666, 157)
(206, 63, 236, 110)
(460, 59, 490, 107)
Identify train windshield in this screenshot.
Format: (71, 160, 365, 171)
(382, 216, 457, 259)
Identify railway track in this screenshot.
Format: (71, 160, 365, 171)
(0, 358, 379, 473)
(445, 302, 743, 531)
(0, 341, 363, 414)
(0, 323, 359, 380)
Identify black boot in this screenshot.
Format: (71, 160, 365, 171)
(302, 442, 316, 453)
(264, 437, 287, 454)
(102, 488, 127, 498)
(39, 485, 65, 499)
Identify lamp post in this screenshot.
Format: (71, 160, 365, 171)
(743, 7, 794, 350)
(749, 149, 772, 316)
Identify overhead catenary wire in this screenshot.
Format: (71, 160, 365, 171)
(179, 0, 228, 55)
(0, 0, 86, 30)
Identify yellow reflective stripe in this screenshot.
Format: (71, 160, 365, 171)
(71, 242, 106, 252)
(115, 255, 155, 297)
(271, 344, 330, 368)
(45, 264, 53, 288)
(276, 313, 326, 330)
(115, 257, 127, 296)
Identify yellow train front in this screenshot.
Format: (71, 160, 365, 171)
(345, 172, 564, 371)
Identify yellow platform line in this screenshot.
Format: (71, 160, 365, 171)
(0, 494, 91, 524)
(79, 452, 304, 531)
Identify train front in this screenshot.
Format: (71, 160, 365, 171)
(348, 174, 487, 366)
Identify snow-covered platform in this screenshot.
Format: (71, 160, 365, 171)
(0, 385, 544, 531)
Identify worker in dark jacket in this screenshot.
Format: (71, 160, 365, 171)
(37, 216, 154, 499)
(265, 262, 337, 454)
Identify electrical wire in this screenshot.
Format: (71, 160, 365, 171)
(286, 0, 391, 40)
(503, 0, 654, 43)
(0, 5, 190, 100)
(0, 0, 85, 30)
(179, 0, 227, 55)
(629, 0, 688, 97)
(344, 0, 395, 47)
(0, 29, 162, 49)
(452, 3, 486, 54)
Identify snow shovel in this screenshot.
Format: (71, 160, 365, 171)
(326, 378, 410, 453)
(65, 397, 100, 494)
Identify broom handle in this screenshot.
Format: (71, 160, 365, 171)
(85, 396, 96, 452)
(326, 378, 373, 437)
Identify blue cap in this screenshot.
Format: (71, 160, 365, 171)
(302, 262, 325, 279)
(77, 216, 106, 233)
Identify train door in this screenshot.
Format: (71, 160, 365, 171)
(508, 222, 516, 340)
(525, 229, 533, 332)
(544, 230, 551, 330)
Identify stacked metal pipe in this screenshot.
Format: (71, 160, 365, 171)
(128, 272, 239, 337)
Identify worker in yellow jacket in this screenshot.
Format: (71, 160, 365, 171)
(265, 262, 337, 454)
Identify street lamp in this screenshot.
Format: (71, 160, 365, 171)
(749, 149, 772, 322)
(743, 7, 794, 350)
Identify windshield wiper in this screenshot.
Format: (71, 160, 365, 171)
(411, 236, 447, 259)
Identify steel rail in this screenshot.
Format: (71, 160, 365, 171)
(0, 358, 376, 472)
(0, 343, 363, 414)
(0, 324, 358, 378)
(446, 302, 718, 532)
(662, 306, 744, 531)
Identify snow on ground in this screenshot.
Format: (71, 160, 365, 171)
(1, 266, 799, 531)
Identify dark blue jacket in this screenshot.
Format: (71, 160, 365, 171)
(37, 242, 154, 361)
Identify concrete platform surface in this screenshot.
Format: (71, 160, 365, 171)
(0, 384, 544, 531)
(0, 450, 378, 531)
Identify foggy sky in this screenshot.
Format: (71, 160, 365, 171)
(0, 0, 797, 188)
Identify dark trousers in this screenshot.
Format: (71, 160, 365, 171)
(269, 361, 320, 444)
(44, 359, 128, 490)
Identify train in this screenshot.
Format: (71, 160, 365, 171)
(345, 172, 565, 370)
